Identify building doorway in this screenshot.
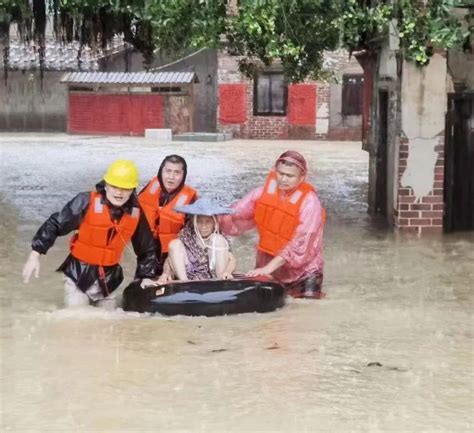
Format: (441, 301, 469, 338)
(444, 93, 474, 231)
(375, 89, 389, 216)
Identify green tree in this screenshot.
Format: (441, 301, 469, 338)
(0, 0, 471, 80)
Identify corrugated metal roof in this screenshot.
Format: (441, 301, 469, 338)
(60, 71, 198, 85)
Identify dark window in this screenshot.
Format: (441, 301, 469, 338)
(254, 72, 287, 116)
(69, 86, 93, 91)
(151, 86, 183, 92)
(342, 74, 364, 116)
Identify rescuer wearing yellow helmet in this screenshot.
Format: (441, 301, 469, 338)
(22, 160, 159, 309)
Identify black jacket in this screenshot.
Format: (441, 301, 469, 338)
(31, 182, 159, 295)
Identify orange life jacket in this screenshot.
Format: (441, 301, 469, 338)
(254, 170, 317, 256)
(138, 177, 197, 253)
(70, 191, 140, 266)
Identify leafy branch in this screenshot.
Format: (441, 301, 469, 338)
(0, 0, 471, 80)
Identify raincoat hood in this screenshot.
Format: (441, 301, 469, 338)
(275, 150, 308, 175)
(157, 154, 188, 194)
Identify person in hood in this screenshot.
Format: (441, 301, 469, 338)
(138, 154, 197, 271)
(22, 160, 158, 309)
(158, 197, 236, 283)
(219, 150, 326, 299)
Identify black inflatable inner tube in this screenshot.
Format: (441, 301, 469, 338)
(122, 277, 286, 317)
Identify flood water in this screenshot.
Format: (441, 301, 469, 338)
(1, 133, 473, 432)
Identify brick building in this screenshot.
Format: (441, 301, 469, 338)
(216, 50, 363, 140)
(358, 4, 473, 235)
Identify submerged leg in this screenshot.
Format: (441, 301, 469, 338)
(95, 296, 117, 310)
(63, 276, 91, 307)
(285, 273, 325, 299)
(167, 239, 189, 280)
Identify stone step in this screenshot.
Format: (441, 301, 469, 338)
(173, 132, 233, 142)
(145, 129, 172, 141)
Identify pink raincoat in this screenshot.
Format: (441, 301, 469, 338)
(220, 185, 324, 284)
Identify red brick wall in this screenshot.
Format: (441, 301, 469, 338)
(68, 93, 164, 135)
(217, 82, 321, 139)
(217, 50, 365, 141)
(394, 136, 444, 235)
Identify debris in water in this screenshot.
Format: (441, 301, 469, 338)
(366, 362, 408, 372)
(265, 344, 279, 350)
(386, 366, 408, 372)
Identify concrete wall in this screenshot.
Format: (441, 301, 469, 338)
(0, 49, 138, 132)
(328, 59, 364, 141)
(156, 48, 218, 133)
(395, 53, 448, 234)
(448, 49, 474, 91)
(367, 47, 447, 234)
(391, 7, 473, 234)
(90, 47, 218, 133)
(366, 35, 472, 235)
(0, 71, 67, 131)
(378, 46, 400, 222)
(0, 47, 217, 133)
(99, 48, 145, 73)
(363, 43, 401, 219)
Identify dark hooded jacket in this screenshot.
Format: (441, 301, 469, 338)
(139, 155, 196, 260)
(31, 181, 158, 296)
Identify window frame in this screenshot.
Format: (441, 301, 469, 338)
(253, 72, 288, 117)
(341, 73, 364, 116)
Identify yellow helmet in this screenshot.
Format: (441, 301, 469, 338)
(103, 160, 139, 189)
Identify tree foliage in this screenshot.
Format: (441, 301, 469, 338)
(225, 0, 340, 82)
(341, 0, 470, 66)
(0, 0, 471, 81)
(0, 0, 226, 67)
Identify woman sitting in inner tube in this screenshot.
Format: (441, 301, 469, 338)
(156, 197, 236, 284)
(123, 197, 286, 316)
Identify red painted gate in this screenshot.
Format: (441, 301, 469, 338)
(68, 93, 164, 135)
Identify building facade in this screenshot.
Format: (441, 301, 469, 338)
(216, 50, 363, 140)
(358, 5, 473, 234)
(61, 72, 198, 136)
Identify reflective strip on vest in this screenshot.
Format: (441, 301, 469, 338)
(290, 190, 303, 204)
(175, 194, 188, 207)
(149, 180, 160, 194)
(267, 179, 277, 194)
(94, 197, 103, 213)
